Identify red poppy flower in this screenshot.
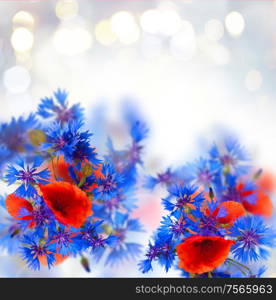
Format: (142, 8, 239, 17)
(216, 201, 246, 224)
(39, 181, 92, 228)
(48, 156, 73, 183)
(176, 235, 234, 274)
(204, 201, 245, 227)
(242, 191, 273, 218)
(257, 171, 275, 193)
(237, 182, 273, 218)
(6, 194, 34, 223)
(48, 155, 103, 191)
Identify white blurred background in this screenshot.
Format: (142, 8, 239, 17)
(0, 0, 276, 277)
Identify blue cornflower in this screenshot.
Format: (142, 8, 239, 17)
(19, 196, 54, 230)
(94, 163, 124, 200)
(130, 121, 149, 143)
(144, 167, 192, 190)
(139, 237, 176, 273)
(104, 242, 143, 267)
(139, 242, 161, 273)
(93, 185, 138, 225)
(125, 121, 148, 167)
(43, 121, 79, 160)
(20, 234, 56, 270)
(230, 216, 276, 263)
(31, 203, 53, 227)
(105, 121, 148, 179)
(188, 200, 229, 237)
(37, 88, 84, 123)
(144, 168, 175, 189)
(158, 216, 188, 240)
(52, 228, 75, 257)
(221, 179, 257, 205)
(44, 121, 99, 164)
(0, 114, 37, 153)
(0, 145, 10, 171)
(73, 131, 100, 164)
(182, 157, 220, 188)
(73, 220, 118, 253)
(103, 212, 143, 267)
(5, 157, 50, 197)
(127, 142, 144, 165)
(163, 185, 205, 214)
(106, 190, 135, 212)
(209, 137, 250, 175)
(105, 138, 126, 173)
(198, 212, 226, 237)
(105, 134, 142, 189)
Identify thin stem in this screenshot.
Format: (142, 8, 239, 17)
(227, 258, 252, 276)
(51, 155, 58, 181)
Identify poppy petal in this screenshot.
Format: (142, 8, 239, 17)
(257, 171, 275, 193)
(48, 156, 74, 183)
(242, 192, 273, 218)
(5, 193, 33, 221)
(217, 201, 246, 224)
(176, 235, 234, 274)
(40, 181, 92, 228)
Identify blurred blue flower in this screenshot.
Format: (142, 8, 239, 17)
(130, 121, 149, 143)
(0, 195, 22, 253)
(181, 157, 220, 188)
(0, 114, 38, 170)
(37, 88, 84, 124)
(209, 137, 250, 176)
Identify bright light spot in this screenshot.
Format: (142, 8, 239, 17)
(53, 27, 92, 55)
(140, 8, 181, 36)
(204, 19, 224, 41)
(12, 11, 34, 28)
(225, 11, 245, 37)
(245, 70, 262, 91)
(95, 19, 117, 46)
(11, 27, 34, 52)
(170, 21, 196, 60)
(157, 0, 178, 10)
(111, 11, 140, 44)
(55, 0, 78, 20)
(3, 66, 31, 94)
(140, 9, 162, 35)
(200, 38, 230, 66)
(159, 9, 182, 36)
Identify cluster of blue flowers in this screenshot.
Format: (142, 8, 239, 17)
(140, 138, 276, 277)
(0, 89, 275, 277)
(0, 89, 146, 271)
